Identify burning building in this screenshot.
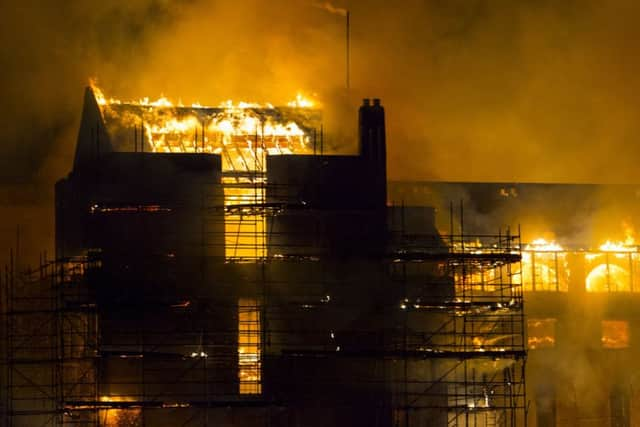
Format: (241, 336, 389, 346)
(5, 81, 638, 427)
(2, 87, 527, 426)
(390, 181, 640, 426)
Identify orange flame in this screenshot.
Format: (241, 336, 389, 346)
(525, 238, 562, 252)
(90, 82, 317, 170)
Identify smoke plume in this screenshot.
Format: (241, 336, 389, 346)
(313, 1, 348, 17)
(4, 0, 640, 263)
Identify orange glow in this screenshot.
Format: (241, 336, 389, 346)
(98, 396, 141, 427)
(90, 84, 318, 263)
(601, 320, 629, 349)
(457, 268, 498, 292)
(287, 93, 315, 108)
(90, 204, 172, 214)
(598, 224, 637, 252)
(599, 241, 636, 252)
(224, 185, 266, 260)
(90, 83, 317, 171)
(525, 238, 562, 252)
(522, 238, 567, 292)
(586, 263, 631, 292)
(140, 106, 309, 166)
(238, 298, 261, 394)
(527, 318, 556, 349)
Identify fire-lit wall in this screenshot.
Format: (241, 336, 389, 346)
(50, 91, 471, 427)
(42, 86, 532, 426)
(525, 250, 638, 427)
(388, 181, 640, 427)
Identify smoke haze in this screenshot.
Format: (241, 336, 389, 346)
(313, 1, 348, 17)
(2, 0, 640, 261)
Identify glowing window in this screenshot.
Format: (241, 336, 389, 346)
(586, 264, 630, 292)
(601, 320, 629, 349)
(225, 186, 266, 260)
(527, 318, 556, 350)
(522, 251, 568, 292)
(455, 266, 500, 293)
(99, 397, 141, 426)
(238, 298, 262, 394)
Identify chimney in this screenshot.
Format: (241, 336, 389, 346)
(359, 98, 387, 208)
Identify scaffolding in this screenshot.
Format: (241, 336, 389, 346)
(3, 255, 60, 427)
(1, 193, 526, 427)
(386, 213, 526, 426)
(2, 94, 526, 426)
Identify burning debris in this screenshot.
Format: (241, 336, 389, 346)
(90, 82, 321, 172)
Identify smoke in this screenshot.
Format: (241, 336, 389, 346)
(7, 0, 640, 184)
(0, 0, 189, 263)
(3, 2, 640, 418)
(4, 0, 640, 263)
(313, 1, 348, 17)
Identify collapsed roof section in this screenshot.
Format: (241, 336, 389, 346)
(74, 86, 322, 172)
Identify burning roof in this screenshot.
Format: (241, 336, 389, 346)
(74, 84, 322, 173)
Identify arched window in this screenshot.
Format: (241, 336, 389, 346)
(585, 264, 630, 292)
(521, 251, 568, 292)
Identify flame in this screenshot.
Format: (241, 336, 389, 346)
(527, 319, 556, 350)
(218, 100, 274, 109)
(522, 238, 567, 292)
(238, 298, 262, 394)
(288, 93, 315, 108)
(599, 240, 636, 252)
(138, 96, 173, 108)
(525, 238, 562, 252)
(90, 79, 106, 105)
(623, 220, 635, 242)
(598, 221, 637, 252)
(521, 228, 640, 293)
(98, 396, 141, 427)
(89, 83, 320, 262)
(586, 263, 631, 292)
(90, 82, 317, 171)
(90, 79, 176, 108)
(601, 320, 629, 349)
(90, 78, 121, 106)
